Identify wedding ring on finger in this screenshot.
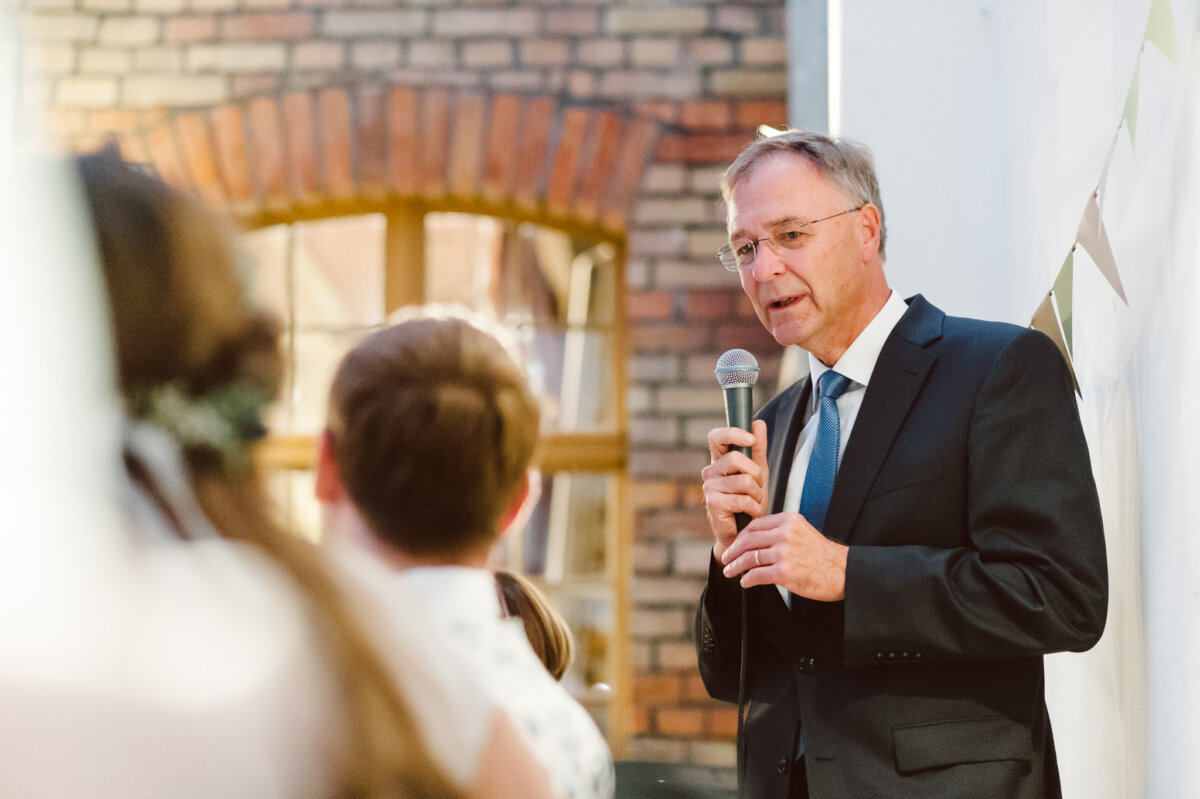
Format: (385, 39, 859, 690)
(754, 550, 761, 567)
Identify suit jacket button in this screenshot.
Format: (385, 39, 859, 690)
(798, 656, 814, 673)
(777, 758, 789, 774)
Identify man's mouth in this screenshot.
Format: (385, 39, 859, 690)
(769, 296, 801, 310)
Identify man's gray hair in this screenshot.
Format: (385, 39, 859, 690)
(720, 129, 888, 261)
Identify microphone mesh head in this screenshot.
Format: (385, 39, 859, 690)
(715, 348, 760, 388)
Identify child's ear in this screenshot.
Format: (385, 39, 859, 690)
(498, 470, 538, 539)
(314, 428, 344, 503)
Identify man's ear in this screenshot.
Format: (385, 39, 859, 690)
(498, 470, 537, 539)
(857, 202, 883, 262)
(314, 428, 344, 503)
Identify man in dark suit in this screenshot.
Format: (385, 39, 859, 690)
(695, 130, 1107, 798)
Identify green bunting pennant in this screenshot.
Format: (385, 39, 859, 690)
(1053, 249, 1075, 356)
(1145, 0, 1179, 65)
(1030, 292, 1081, 397)
(1123, 56, 1142, 148)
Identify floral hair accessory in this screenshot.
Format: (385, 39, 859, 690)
(133, 382, 270, 472)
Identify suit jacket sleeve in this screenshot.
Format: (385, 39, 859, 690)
(842, 328, 1108, 667)
(696, 551, 746, 703)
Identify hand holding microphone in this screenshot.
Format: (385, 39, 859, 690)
(701, 350, 764, 552)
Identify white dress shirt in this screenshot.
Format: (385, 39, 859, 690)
(778, 291, 909, 604)
(393, 567, 615, 799)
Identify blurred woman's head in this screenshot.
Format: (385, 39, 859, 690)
(74, 146, 461, 799)
(76, 148, 279, 473)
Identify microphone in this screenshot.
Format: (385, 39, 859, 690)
(715, 348, 760, 457)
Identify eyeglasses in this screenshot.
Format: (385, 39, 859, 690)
(716, 206, 863, 272)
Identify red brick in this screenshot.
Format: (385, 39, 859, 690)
(637, 509, 712, 540)
(87, 109, 140, 133)
(716, 321, 777, 353)
(387, 86, 419, 196)
(684, 289, 734, 318)
(448, 92, 484, 198)
(420, 89, 451, 198)
(632, 481, 679, 510)
(145, 124, 190, 195)
(233, 74, 279, 99)
(680, 483, 705, 509)
(573, 110, 622, 222)
(355, 86, 387, 198)
(221, 13, 314, 41)
(706, 708, 738, 739)
(318, 88, 354, 200)
(114, 130, 150, 165)
(634, 674, 680, 703)
(633, 706, 652, 735)
(683, 673, 711, 702)
(629, 449, 709, 483)
(481, 94, 520, 203)
(165, 16, 215, 43)
(512, 96, 554, 210)
(630, 322, 711, 351)
(175, 113, 226, 212)
(734, 292, 760, 318)
(247, 97, 288, 210)
(628, 291, 672, 319)
(212, 104, 254, 206)
(736, 101, 788, 129)
(656, 708, 704, 737)
(544, 107, 589, 218)
(600, 117, 659, 232)
(656, 133, 751, 165)
(282, 92, 321, 201)
(681, 101, 733, 131)
(633, 101, 680, 124)
(139, 108, 169, 128)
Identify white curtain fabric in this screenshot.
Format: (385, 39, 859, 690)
(834, 1, 1199, 795)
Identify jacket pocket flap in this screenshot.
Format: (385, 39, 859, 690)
(868, 457, 943, 498)
(892, 717, 1031, 773)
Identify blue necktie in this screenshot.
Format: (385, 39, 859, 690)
(797, 370, 851, 533)
(793, 370, 849, 760)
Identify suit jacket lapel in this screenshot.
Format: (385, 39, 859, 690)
(747, 379, 809, 622)
(766, 379, 809, 515)
(823, 295, 943, 544)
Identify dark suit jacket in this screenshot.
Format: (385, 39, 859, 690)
(696, 295, 1107, 798)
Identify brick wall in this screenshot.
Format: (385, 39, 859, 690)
(21, 0, 791, 771)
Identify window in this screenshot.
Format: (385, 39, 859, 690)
(244, 207, 630, 748)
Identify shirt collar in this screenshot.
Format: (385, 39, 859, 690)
(394, 566, 505, 623)
(807, 290, 909, 397)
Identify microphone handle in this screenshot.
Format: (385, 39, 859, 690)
(722, 384, 754, 532)
(722, 385, 754, 457)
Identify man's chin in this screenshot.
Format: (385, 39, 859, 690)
(769, 320, 810, 349)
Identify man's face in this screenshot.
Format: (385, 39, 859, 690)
(726, 152, 872, 363)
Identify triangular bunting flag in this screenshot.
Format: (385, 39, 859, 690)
(1144, 0, 1179, 65)
(1031, 292, 1081, 397)
(1123, 56, 1142, 149)
(1053, 249, 1075, 356)
(1076, 192, 1129, 304)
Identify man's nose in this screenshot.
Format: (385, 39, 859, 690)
(750, 240, 787, 282)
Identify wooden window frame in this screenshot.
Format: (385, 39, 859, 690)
(251, 201, 633, 755)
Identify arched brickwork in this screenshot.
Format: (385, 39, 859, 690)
(115, 84, 662, 234)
